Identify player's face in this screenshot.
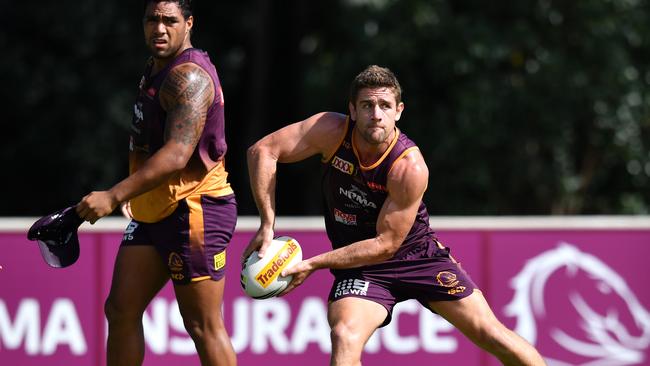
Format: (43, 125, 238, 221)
(349, 87, 404, 145)
(143, 2, 192, 60)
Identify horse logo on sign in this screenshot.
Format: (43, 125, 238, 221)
(504, 243, 650, 366)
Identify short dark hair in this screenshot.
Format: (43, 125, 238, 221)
(143, 0, 193, 19)
(349, 65, 402, 104)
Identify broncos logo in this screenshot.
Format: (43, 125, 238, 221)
(504, 243, 650, 366)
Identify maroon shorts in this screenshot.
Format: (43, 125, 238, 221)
(121, 194, 237, 284)
(328, 244, 477, 327)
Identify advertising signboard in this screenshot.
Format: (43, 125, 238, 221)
(1, 217, 648, 366)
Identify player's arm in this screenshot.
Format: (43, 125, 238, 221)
(281, 150, 428, 291)
(244, 112, 346, 259)
(77, 63, 213, 223)
(109, 63, 213, 202)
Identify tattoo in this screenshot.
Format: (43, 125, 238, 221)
(159, 64, 214, 145)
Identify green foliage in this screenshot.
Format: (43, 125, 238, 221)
(295, 0, 650, 214)
(2, 0, 648, 215)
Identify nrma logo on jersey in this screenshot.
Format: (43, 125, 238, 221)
(505, 243, 650, 366)
(339, 185, 377, 209)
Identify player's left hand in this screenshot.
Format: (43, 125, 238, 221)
(279, 260, 316, 296)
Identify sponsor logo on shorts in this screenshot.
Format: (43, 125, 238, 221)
(122, 221, 138, 241)
(334, 278, 369, 298)
(447, 286, 466, 295)
(332, 156, 354, 175)
(255, 240, 300, 288)
(214, 250, 226, 270)
(334, 208, 357, 225)
(436, 271, 466, 295)
(168, 252, 184, 281)
(436, 271, 459, 287)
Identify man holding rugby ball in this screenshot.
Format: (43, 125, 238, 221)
(244, 65, 546, 366)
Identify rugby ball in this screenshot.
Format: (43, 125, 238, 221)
(240, 236, 302, 299)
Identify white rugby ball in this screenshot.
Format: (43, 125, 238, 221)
(241, 236, 302, 299)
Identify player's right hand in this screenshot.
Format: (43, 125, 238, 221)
(76, 191, 119, 224)
(279, 259, 315, 296)
(241, 226, 274, 264)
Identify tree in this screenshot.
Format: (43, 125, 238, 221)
(2, 0, 648, 216)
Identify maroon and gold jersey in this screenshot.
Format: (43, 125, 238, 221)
(322, 117, 438, 262)
(129, 48, 233, 223)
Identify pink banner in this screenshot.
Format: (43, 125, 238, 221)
(1, 222, 649, 366)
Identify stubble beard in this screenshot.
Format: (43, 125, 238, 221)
(361, 126, 391, 146)
(149, 44, 174, 60)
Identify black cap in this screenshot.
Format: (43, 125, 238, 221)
(27, 205, 84, 268)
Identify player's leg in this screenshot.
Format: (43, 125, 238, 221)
(168, 195, 237, 366)
(173, 278, 236, 366)
(328, 297, 387, 366)
(105, 244, 169, 366)
(429, 290, 546, 366)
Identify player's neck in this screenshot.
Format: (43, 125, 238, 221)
(352, 128, 396, 167)
(151, 43, 193, 74)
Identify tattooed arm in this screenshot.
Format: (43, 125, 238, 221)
(159, 63, 214, 150)
(76, 63, 214, 223)
(111, 63, 214, 201)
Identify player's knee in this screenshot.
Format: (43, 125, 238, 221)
(184, 319, 207, 343)
(472, 321, 512, 356)
(330, 321, 364, 349)
(104, 296, 142, 324)
(181, 314, 225, 345)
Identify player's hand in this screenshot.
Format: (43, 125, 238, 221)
(76, 191, 119, 224)
(241, 226, 274, 264)
(279, 260, 315, 296)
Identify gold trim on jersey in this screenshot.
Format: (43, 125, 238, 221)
(130, 159, 234, 223)
(386, 146, 426, 192)
(353, 127, 401, 171)
(387, 146, 420, 176)
(191, 276, 212, 282)
(322, 116, 350, 163)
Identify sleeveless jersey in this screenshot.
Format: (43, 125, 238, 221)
(322, 118, 437, 262)
(129, 48, 234, 223)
